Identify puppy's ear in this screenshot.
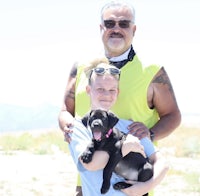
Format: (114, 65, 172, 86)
(108, 111, 119, 128)
(82, 110, 93, 127)
(82, 113, 89, 127)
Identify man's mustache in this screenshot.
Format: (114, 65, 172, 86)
(110, 32, 123, 38)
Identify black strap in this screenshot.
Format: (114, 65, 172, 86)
(109, 46, 135, 69)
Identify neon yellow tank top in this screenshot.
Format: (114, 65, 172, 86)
(75, 55, 160, 129)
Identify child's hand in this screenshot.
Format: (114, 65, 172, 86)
(122, 134, 146, 157)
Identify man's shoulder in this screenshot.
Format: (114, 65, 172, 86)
(133, 55, 161, 72)
(68, 60, 90, 78)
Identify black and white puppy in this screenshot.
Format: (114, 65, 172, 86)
(81, 109, 153, 195)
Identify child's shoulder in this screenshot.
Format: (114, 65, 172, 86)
(115, 119, 133, 134)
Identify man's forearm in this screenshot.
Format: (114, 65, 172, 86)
(151, 111, 181, 141)
(58, 110, 74, 131)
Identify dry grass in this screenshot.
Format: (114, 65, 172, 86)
(0, 125, 200, 195)
(155, 125, 200, 195)
(0, 129, 69, 154)
(158, 125, 200, 158)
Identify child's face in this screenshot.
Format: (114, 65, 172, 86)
(86, 74, 119, 111)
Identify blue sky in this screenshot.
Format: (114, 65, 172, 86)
(0, 0, 200, 117)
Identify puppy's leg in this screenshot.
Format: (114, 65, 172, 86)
(80, 142, 95, 163)
(101, 152, 122, 194)
(135, 162, 153, 196)
(114, 160, 153, 196)
(114, 182, 149, 196)
(138, 162, 153, 182)
(113, 181, 132, 190)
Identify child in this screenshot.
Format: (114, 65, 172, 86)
(68, 60, 169, 196)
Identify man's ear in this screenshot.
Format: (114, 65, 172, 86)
(100, 24, 104, 33)
(133, 25, 136, 36)
(108, 111, 119, 128)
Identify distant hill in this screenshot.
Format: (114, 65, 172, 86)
(1, 104, 199, 133)
(0, 103, 60, 133)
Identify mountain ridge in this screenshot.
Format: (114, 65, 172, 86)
(0, 103, 60, 133)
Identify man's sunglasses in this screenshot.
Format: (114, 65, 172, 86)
(89, 67, 121, 82)
(104, 20, 132, 29)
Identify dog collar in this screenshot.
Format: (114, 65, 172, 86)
(106, 129, 113, 138)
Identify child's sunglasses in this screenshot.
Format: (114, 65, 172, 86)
(89, 67, 121, 83)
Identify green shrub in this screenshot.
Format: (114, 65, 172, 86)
(0, 129, 69, 154)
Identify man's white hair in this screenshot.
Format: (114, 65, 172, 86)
(100, 0, 136, 23)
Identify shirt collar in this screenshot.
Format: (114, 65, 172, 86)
(108, 47, 131, 62)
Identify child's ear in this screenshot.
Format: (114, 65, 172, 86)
(86, 85, 91, 95)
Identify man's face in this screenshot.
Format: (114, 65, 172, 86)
(100, 6, 136, 57)
(86, 74, 119, 111)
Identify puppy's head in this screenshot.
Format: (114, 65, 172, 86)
(82, 109, 119, 141)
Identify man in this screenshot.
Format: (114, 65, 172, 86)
(68, 61, 169, 196)
(58, 0, 181, 195)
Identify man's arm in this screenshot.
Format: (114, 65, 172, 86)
(128, 67, 181, 141)
(58, 75, 76, 130)
(58, 63, 78, 142)
(149, 67, 181, 140)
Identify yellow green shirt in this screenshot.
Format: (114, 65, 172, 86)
(75, 55, 161, 129)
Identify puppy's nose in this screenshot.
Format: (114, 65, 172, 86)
(92, 119, 102, 127)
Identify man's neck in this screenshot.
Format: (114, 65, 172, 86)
(108, 46, 135, 69)
(107, 47, 131, 62)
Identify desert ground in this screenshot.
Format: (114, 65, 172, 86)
(0, 126, 200, 196)
(0, 150, 200, 196)
(0, 151, 77, 196)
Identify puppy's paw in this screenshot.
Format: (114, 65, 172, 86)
(101, 181, 110, 194)
(101, 187, 109, 194)
(113, 182, 132, 190)
(80, 151, 93, 163)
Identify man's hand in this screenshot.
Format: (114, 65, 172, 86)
(128, 121, 150, 140)
(63, 124, 74, 143)
(59, 111, 75, 143)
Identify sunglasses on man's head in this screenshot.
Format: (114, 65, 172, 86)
(104, 20, 132, 29)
